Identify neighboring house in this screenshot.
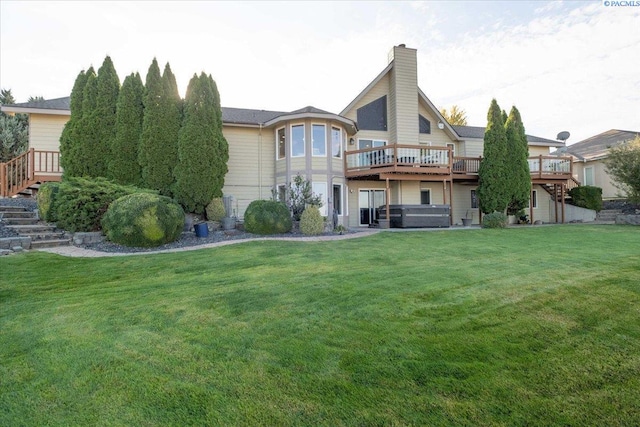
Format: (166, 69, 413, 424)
(563, 129, 639, 199)
(1, 44, 573, 226)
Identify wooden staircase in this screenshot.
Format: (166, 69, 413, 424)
(540, 177, 581, 202)
(0, 149, 62, 197)
(0, 205, 71, 249)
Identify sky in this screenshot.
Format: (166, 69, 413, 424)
(1, 0, 638, 144)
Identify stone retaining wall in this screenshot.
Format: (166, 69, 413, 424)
(615, 215, 640, 225)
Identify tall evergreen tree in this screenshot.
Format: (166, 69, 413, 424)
(75, 70, 98, 176)
(209, 75, 229, 196)
(477, 99, 510, 213)
(87, 56, 120, 178)
(139, 60, 182, 195)
(110, 72, 144, 185)
(505, 106, 531, 214)
(60, 69, 90, 176)
(173, 73, 218, 213)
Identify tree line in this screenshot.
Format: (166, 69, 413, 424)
(60, 56, 228, 214)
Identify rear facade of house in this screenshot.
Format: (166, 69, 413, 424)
(1, 45, 576, 226)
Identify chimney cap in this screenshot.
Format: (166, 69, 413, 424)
(398, 43, 406, 48)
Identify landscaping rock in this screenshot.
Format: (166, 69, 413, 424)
(615, 215, 640, 225)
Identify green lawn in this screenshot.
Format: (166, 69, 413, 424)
(1, 225, 639, 426)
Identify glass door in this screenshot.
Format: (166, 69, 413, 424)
(359, 189, 386, 226)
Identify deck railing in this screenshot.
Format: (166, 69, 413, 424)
(0, 149, 62, 197)
(528, 155, 573, 179)
(452, 157, 481, 175)
(345, 144, 452, 176)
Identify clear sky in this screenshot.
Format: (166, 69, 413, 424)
(1, 0, 638, 144)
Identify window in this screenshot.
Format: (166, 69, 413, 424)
(471, 190, 478, 209)
(331, 127, 342, 158)
(277, 184, 286, 203)
(447, 143, 456, 156)
(312, 182, 327, 216)
(584, 166, 594, 186)
(277, 127, 285, 160)
(357, 95, 387, 131)
(420, 189, 431, 205)
(333, 184, 342, 215)
(526, 190, 538, 209)
(291, 124, 304, 157)
(358, 139, 386, 149)
(312, 124, 326, 156)
(419, 115, 431, 134)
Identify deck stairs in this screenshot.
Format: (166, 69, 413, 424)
(0, 205, 71, 249)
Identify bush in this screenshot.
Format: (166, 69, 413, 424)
(36, 181, 61, 222)
(54, 177, 154, 232)
(244, 200, 292, 235)
(101, 193, 184, 247)
(569, 186, 603, 212)
(482, 212, 508, 228)
(300, 206, 324, 235)
(205, 197, 226, 222)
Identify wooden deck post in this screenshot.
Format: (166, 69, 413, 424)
(0, 162, 6, 197)
(385, 177, 390, 224)
(530, 188, 534, 224)
(562, 184, 566, 224)
(554, 184, 559, 223)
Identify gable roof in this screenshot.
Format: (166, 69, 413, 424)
(565, 129, 640, 161)
(453, 125, 564, 147)
(1, 96, 71, 115)
(221, 107, 285, 126)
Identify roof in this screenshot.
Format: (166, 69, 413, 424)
(453, 125, 564, 147)
(565, 129, 640, 161)
(221, 107, 285, 126)
(1, 96, 71, 115)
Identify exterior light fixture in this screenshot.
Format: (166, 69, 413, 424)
(438, 121, 445, 130)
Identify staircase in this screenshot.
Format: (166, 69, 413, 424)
(594, 209, 621, 224)
(0, 205, 71, 250)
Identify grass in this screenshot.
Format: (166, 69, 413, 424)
(1, 225, 639, 426)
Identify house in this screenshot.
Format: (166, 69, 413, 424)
(563, 129, 639, 200)
(1, 45, 575, 226)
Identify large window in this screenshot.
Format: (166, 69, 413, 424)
(333, 184, 342, 215)
(277, 127, 285, 160)
(312, 124, 326, 156)
(331, 127, 342, 158)
(357, 96, 387, 131)
(312, 182, 328, 216)
(419, 115, 431, 134)
(291, 124, 305, 157)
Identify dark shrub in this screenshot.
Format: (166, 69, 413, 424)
(55, 177, 154, 232)
(244, 200, 292, 235)
(36, 181, 61, 222)
(569, 186, 603, 212)
(482, 212, 508, 228)
(101, 193, 184, 247)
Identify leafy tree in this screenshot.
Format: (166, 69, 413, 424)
(60, 68, 91, 176)
(87, 56, 120, 178)
(139, 60, 182, 196)
(504, 106, 531, 215)
(477, 99, 510, 214)
(208, 75, 228, 198)
(0, 88, 28, 162)
(73, 69, 98, 177)
(440, 105, 468, 126)
(27, 95, 45, 103)
(173, 73, 219, 213)
(110, 72, 144, 185)
(605, 135, 640, 202)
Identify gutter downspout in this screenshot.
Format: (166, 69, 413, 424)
(259, 123, 263, 199)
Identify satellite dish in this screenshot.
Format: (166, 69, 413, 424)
(557, 131, 570, 142)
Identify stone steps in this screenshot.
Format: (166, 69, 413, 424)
(0, 205, 71, 253)
(596, 209, 622, 222)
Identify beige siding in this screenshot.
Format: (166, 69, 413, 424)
(528, 146, 554, 156)
(461, 138, 484, 157)
(221, 126, 275, 217)
(530, 185, 551, 223)
(452, 184, 479, 225)
(579, 159, 620, 199)
(390, 46, 419, 145)
(29, 114, 68, 152)
(417, 103, 455, 147)
(342, 74, 390, 123)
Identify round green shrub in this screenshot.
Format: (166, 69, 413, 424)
(244, 200, 292, 235)
(206, 197, 226, 222)
(36, 181, 61, 222)
(569, 186, 603, 212)
(101, 193, 185, 247)
(482, 212, 508, 228)
(300, 205, 325, 235)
